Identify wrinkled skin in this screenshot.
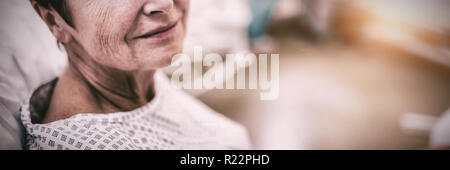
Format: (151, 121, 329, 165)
(32, 0, 190, 123)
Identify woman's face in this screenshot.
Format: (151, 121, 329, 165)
(64, 0, 190, 71)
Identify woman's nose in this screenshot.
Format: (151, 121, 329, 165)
(143, 0, 174, 15)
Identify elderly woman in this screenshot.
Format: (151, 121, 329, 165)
(20, 0, 251, 150)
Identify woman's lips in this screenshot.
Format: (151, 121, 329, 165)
(133, 21, 178, 40)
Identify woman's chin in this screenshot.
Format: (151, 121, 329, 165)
(136, 53, 177, 70)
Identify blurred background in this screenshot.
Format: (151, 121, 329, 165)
(183, 0, 450, 150)
(1, 0, 449, 149)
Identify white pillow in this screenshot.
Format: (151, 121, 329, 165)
(0, 0, 67, 149)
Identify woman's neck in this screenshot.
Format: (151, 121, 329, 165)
(43, 48, 156, 123)
(69, 49, 156, 108)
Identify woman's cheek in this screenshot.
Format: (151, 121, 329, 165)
(175, 0, 190, 29)
(175, 0, 190, 9)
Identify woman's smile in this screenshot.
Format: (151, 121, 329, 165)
(133, 20, 179, 40)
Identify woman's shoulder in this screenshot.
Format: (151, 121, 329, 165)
(21, 104, 135, 150)
(161, 82, 252, 149)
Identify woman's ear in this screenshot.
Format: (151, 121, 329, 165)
(31, 1, 72, 44)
